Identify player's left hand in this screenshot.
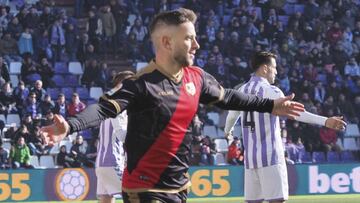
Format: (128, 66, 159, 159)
(272, 93, 305, 119)
(325, 116, 347, 131)
(40, 114, 69, 143)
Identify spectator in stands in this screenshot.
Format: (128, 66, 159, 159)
(38, 57, 54, 88)
(57, 145, 75, 168)
(0, 55, 9, 87)
(67, 93, 86, 117)
(337, 93, 356, 122)
(53, 93, 68, 118)
(344, 57, 360, 77)
(86, 9, 102, 50)
(124, 32, 144, 62)
(26, 7, 39, 31)
(7, 17, 22, 40)
(320, 110, 343, 162)
(35, 29, 51, 60)
(70, 135, 92, 167)
(28, 126, 46, 155)
(75, 0, 85, 17)
(50, 18, 65, 63)
(39, 6, 55, 29)
(13, 80, 29, 117)
(10, 136, 33, 169)
(302, 124, 322, 162)
(39, 94, 55, 116)
(30, 80, 46, 102)
(21, 54, 40, 84)
(227, 137, 243, 165)
(0, 82, 17, 115)
(284, 151, 295, 165)
(200, 136, 216, 166)
(99, 5, 116, 53)
(42, 110, 54, 127)
(0, 139, 10, 169)
(81, 59, 102, 87)
(65, 24, 79, 62)
(22, 92, 41, 119)
(0, 6, 10, 33)
(76, 33, 90, 63)
(21, 114, 34, 134)
(18, 27, 33, 55)
(130, 18, 148, 42)
(0, 32, 22, 64)
(313, 81, 326, 103)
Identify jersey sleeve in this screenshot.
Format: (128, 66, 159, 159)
(199, 71, 225, 105)
(98, 79, 140, 117)
(68, 79, 141, 133)
(224, 110, 241, 134)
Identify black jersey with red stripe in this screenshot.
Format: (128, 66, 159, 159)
(68, 61, 274, 193)
(109, 62, 223, 192)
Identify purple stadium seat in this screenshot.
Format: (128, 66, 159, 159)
(313, 152, 325, 163)
(54, 62, 68, 74)
(47, 88, 60, 99)
(61, 87, 74, 99)
(75, 87, 90, 100)
(328, 151, 340, 162)
(52, 75, 65, 87)
(80, 129, 92, 140)
(26, 73, 41, 84)
(342, 151, 355, 162)
(283, 4, 295, 15)
(294, 4, 305, 13)
(278, 15, 289, 26)
(64, 75, 79, 87)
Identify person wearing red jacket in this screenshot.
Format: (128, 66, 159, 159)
(227, 137, 243, 165)
(67, 93, 86, 117)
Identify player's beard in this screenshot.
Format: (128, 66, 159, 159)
(174, 50, 193, 67)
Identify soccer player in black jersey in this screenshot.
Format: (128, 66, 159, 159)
(41, 8, 304, 203)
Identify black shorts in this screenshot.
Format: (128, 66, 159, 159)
(122, 190, 188, 203)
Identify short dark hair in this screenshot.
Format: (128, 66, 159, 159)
(149, 8, 197, 36)
(250, 51, 277, 71)
(112, 71, 135, 87)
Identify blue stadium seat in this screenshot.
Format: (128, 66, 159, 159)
(294, 4, 305, 13)
(54, 62, 68, 74)
(26, 73, 41, 84)
(278, 15, 289, 26)
(52, 75, 65, 87)
(61, 87, 74, 99)
(342, 151, 355, 162)
(64, 75, 79, 87)
(47, 88, 60, 99)
(313, 152, 325, 163)
(80, 129, 92, 140)
(327, 151, 340, 162)
(283, 4, 295, 15)
(75, 87, 90, 100)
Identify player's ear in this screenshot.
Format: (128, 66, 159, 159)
(262, 64, 268, 73)
(161, 35, 172, 51)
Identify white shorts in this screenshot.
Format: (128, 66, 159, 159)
(96, 167, 123, 197)
(244, 163, 288, 202)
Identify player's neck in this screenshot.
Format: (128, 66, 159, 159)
(155, 55, 183, 82)
(254, 72, 269, 83)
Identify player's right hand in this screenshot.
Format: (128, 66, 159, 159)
(272, 93, 305, 119)
(40, 114, 69, 143)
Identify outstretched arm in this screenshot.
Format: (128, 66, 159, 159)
(295, 111, 347, 131)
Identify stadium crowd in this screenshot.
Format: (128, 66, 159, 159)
(0, 0, 360, 169)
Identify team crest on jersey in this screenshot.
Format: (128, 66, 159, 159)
(185, 82, 196, 96)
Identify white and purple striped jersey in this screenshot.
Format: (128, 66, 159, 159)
(96, 110, 127, 168)
(225, 76, 285, 169)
